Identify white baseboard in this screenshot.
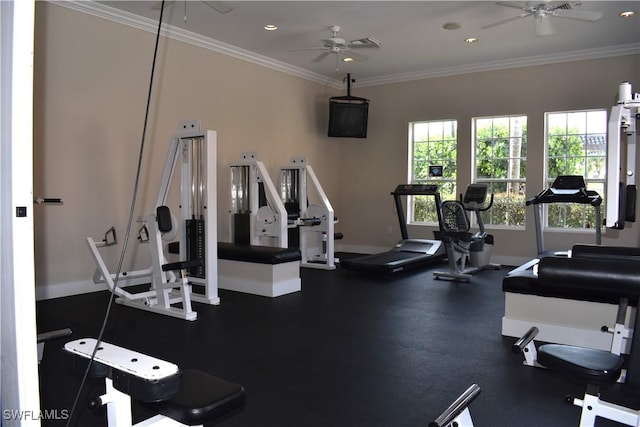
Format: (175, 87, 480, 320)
(35, 277, 149, 301)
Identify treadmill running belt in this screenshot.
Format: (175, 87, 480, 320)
(340, 251, 443, 274)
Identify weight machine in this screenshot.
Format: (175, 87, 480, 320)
(280, 157, 340, 269)
(87, 120, 218, 321)
(229, 152, 288, 248)
(607, 81, 639, 229)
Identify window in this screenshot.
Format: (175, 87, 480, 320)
(545, 110, 607, 229)
(408, 120, 457, 223)
(473, 115, 527, 227)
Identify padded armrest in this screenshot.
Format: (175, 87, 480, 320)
(538, 256, 640, 298)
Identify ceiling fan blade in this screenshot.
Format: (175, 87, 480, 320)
(552, 9, 603, 22)
(202, 1, 233, 14)
(288, 47, 329, 52)
(534, 14, 554, 36)
(311, 52, 331, 63)
(482, 12, 532, 29)
(495, 1, 530, 11)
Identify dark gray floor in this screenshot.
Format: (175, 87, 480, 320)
(37, 263, 638, 426)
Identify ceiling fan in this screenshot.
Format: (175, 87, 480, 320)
(151, 1, 233, 14)
(483, 1, 603, 36)
(291, 26, 382, 68)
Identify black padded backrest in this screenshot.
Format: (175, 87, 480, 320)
(157, 206, 173, 233)
(441, 200, 469, 232)
(538, 256, 640, 298)
(572, 244, 640, 261)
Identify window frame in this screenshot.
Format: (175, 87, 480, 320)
(407, 119, 458, 225)
(472, 114, 528, 229)
(543, 108, 608, 232)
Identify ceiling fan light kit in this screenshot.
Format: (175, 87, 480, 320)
(290, 25, 382, 71)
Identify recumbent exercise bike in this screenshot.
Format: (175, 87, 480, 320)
(434, 184, 500, 281)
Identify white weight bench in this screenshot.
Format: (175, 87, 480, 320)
(64, 338, 245, 426)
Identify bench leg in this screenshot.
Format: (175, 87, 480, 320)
(99, 378, 199, 427)
(573, 392, 640, 427)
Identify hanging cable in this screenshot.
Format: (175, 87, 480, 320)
(65, 2, 166, 425)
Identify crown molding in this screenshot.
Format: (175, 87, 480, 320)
(52, 1, 639, 90)
(356, 43, 640, 88)
(53, 0, 342, 89)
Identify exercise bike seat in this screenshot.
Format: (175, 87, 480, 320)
(538, 344, 624, 386)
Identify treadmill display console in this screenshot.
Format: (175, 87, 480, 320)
(392, 184, 439, 196)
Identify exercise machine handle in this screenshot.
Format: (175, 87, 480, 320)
(34, 197, 63, 204)
(512, 326, 539, 353)
(429, 383, 481, 427)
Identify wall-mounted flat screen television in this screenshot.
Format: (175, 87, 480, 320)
(328, 96, 369, 138)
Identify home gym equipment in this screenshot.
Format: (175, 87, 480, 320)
(503, 244, 640, 352)
(429, 384, 481, 427)
(64, 338, 245, 426)
(229, 152, 288, 248)
(526, 175, 602, 257)
(433, 184, 500, 281)
(217, 242, 302, 297)
(280, 156, 341, 269)
(514, 254, 640, 382)
(607, 81, 638, 230)
(511, 256, 640, 426)
(340, 184, 446, 274)
(87, 121, 218, 321)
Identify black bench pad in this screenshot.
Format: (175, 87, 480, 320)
(156, 370, 246, 425)
(218, 242, 301, 265)
(503, 254, 640, 305)
(538, 344, 624, 386)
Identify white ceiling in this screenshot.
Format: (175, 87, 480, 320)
(90, 1, 639, 86)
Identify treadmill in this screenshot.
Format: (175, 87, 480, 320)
(527, 175, 602, 257)
(340, 184, 446, 274)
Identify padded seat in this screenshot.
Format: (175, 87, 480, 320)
(156, 369, 246, 425)
(217, 242, 301, 264)
(538, 344, 624, 386)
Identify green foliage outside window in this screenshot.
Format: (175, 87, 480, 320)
(546, 110, 607, 229)
(474, 116, 527, 227)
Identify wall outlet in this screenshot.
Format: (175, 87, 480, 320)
(386, 226, 393, 234)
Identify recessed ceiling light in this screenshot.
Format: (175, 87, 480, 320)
(342, 57, 355, 62)
(443, 22, 461, 30)
(619, 11, 636, 18)
(465, 37, 479, 43)
(264, 24, 278, 31)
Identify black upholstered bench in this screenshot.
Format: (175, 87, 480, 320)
(513, 255, 640, 426)
(64, 338, 245, 426)
(217, 242, 302, 297)
(502, 245, 640, 351)
(218, 242, 301, 264)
